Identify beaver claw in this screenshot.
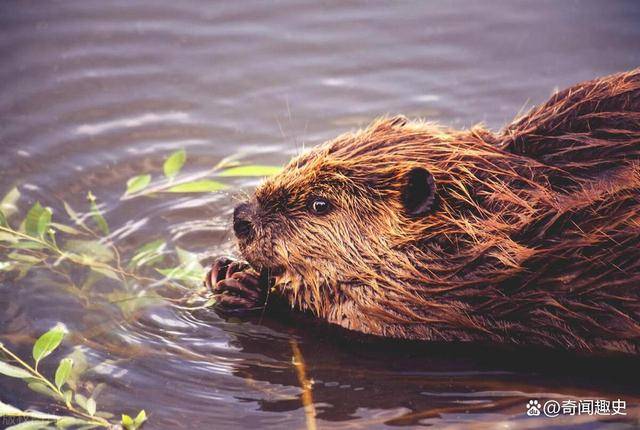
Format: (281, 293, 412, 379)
(205, 257, 266, 312)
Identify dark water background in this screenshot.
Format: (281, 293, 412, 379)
(1, 1, 640, 429)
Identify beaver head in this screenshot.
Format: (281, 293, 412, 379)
(231, 70, 640, 353)
(233, 115, 550, 340)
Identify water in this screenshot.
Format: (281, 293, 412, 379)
(1, 1, 640, 428)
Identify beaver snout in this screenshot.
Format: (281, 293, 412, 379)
(233, 202, 254, 240)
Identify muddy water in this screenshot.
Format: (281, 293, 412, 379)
(1, 1, 640, 429)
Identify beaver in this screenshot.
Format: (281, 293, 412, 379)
(207, 69, 640, 356)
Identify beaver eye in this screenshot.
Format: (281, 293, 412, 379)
(308, 197, 331, 215)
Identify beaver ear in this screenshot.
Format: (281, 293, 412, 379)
(401, 167, 436, 216)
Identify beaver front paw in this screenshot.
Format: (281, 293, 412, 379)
(205, 257, 266, 312)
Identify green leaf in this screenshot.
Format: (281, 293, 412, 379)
(37, 207, 52, 237)
(157, 247, 205, 285)
(163, 149, 186, 179)
(63, 348, 87, 391)
(217, 165, 282, 177)
(63, 202, 88, 230)
(56, 417, 94, 429)
(16, 411, 62, 420)
(74, 393, 88, 410)
(107, 291, 164, 316)
(64, 240, 114, 263)
(24, 202, 45, 237)
(54, 358, 73, 389)
(166, 180, 227, 193)
(134, 410, 147, 426)
(125, 174, 151, 195)
(176, 247, 201, 268)
(121, 414, 134, 429)
(156, 266, 203, 285)
(50, 222, 82, 236)
(11, 241, 47, 250)
(0, 210, 7, 227)
(86, 192, 109, 235)
(122, 411, 146, 430)
(5, 420, 52, 430)
(27, 381, 59, 399)
(32, 324, 67, 366)
(0, 231, 19, 243)
(213, 155, 242, 170)
(0, 261, 12, 271)
(0, 400, 23, 415)
(63, 390, 73, 408)
(1, 187, 21, 218)
(74, 393, 97, 417)
(85, 398, 96, 416)
(8, 252, 43, 264)
(156, 267, 183, 278)
(130, 239, 166, 268)
(90, 266, 120, 281)
(0, 361, 33, 379)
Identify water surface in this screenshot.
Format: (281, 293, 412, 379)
(1, 1, 640, 428)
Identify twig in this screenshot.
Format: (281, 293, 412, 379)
(120, 154, 242, 200)
(120, 166, 220, 200)
(0, 225, 156, 283)
(290, 339, 317, 430)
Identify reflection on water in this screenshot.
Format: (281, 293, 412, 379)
(1, 0, 640, 428)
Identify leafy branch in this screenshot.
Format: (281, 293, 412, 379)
(0, 193, 156, 286)
(0, 148, 282, 429)
(0, 325, 147, 429)
(122, 149, 282, 198)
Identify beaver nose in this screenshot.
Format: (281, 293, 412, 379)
(233, 203, 254, 240)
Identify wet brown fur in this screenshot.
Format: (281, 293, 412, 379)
(238, 69, 640, 355)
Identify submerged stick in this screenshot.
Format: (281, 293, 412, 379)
(290, 339, 317, 430)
